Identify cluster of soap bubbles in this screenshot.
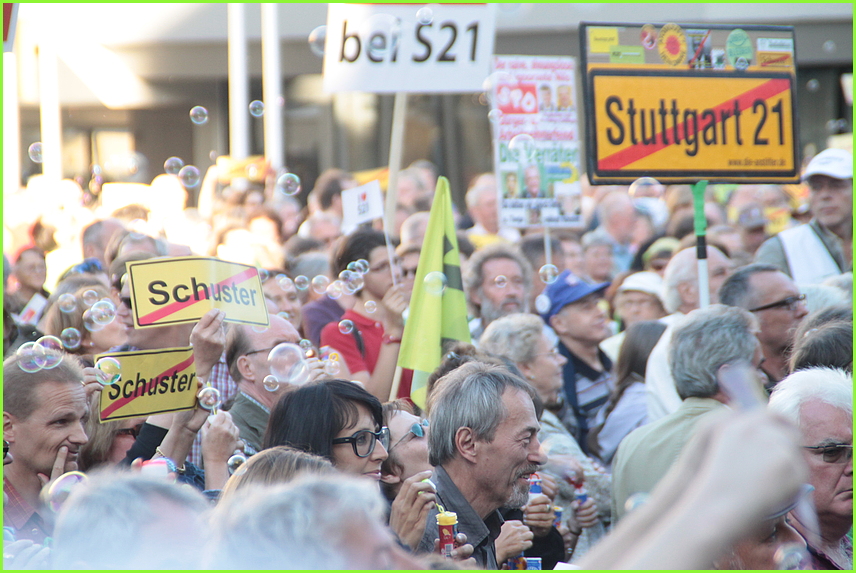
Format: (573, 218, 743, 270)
(77, 295, 118, 333)
(16, 336, 66, 373)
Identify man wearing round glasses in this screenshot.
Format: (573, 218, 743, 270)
(720, 263, 808, 388)
(769, 367, 853, 570)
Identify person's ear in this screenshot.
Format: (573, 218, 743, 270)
(380, 471, 401, 485)
(237, 355, 254, 382)
(455, 427, 478, 463)
(4, 412, 17, 443)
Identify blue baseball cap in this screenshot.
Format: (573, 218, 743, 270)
(538, 270, 610, 322)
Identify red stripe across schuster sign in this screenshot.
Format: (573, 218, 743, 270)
(599, 77, 790, 171)
(137, 267, 258, 324)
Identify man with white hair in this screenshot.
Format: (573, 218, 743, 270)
(768, 367, 853, 570)
(755, 148, 852, 285)
(583, 191, 640, 276)
(645, 246, 733, 421)
(465, 173, 520, 249)
(612, 304, 764, 522)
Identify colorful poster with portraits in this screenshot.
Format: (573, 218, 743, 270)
(490, 55, 583, 229)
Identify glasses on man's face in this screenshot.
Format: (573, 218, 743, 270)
(390, 419, 429, 451)
(803, 443, 853, 464)
(332, 426, 391, 458)
(244, 345, 278, 358)
(748, 294, 806, 313)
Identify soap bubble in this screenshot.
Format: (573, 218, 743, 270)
(60, 327, 82, 350)
(164, 156, 184, 175)
(806, 79, 820, 92)
(197, 386, 222, 411)
(257, 268, 269, 283)
(298, 339, 313, 351)
(268, 343, 311, 386)
(487, 109, 503, 123)
(227, 452, 247, 475)
(28, 142, 44, 163)
(311, 275, 330, 295)
(509, 134, 535, 158)
(416, 5, 434, 25)
(90, 300, 117, 326)
(424, 271, 447, 296)
(294, 275, 310, 290)
(43, 471, 88, 513)
(774, 543, 808, 570)
(178, 165, 201, 188)
(535, 293, 551, 314)
(326, 280, 344, 300)
(354, 259, 370, 275)
(251, 324, 269, 334)
(58, 293, 77, 313)
(36, 336, 64, 369)
(539, 264, 559, 284)
(82, 290, 100, 307)
(82, 309, 104, 332)
(262, 375, 280, 392)
(325, 360, 341, 376)
(363, 14, 402, 61)
(494, 275, 508, 289)
(17, 341, 46, 373)
(338, 319, 354, 334)
(189, 106, 209, 125)
(339, 270, 363, 294)
(328, 352, 340, 362)
(249, 100, 265, 117)
(95, 357, 122, 385)
(308, 25, 327, 57)
(275, 172, 302, 196)
(276, 274, 294, 291)
(364, 300, 377, 313)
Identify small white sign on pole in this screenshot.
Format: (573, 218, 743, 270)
(323, 4, 496, 94)
(341, 180, 385, 234)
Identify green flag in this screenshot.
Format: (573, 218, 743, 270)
(397, 176, 471, 409)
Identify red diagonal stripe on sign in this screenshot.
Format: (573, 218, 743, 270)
(599, 77, 790, 171)
(101, 354, 196, 418)
(137, 267, 257, 324)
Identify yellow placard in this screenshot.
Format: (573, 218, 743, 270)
(98, 347, 198, 421)
(589, 27, 619, 54)
(128, 257, 269, 328)
(589, 70, 798, 183)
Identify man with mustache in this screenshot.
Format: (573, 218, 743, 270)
(464, 244, 532, 342)
(3, 350, 89, 543)
(417, 362, 546, 569)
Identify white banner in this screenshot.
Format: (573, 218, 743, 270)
(341, 180, 384, 234)
(491, 55, 583, 228)
(323, 4, 496, 93)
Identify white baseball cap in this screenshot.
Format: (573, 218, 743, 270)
(803, 148, 852, 181)
(617, 271, 664, 303)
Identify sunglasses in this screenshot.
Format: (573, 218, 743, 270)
(749, 294, 806, 313)
(116, 424, 143, 439)
(332, 427, 390, 458)
(390, 419, 430, 451)
(804, 443, 853, 464)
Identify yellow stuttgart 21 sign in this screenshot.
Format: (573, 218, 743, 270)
(98, 347, 198, 422)
(590, 71, 797, 182)
(127, 257, 269, 329)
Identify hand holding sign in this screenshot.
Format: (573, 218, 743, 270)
(189, 308, 227, 381)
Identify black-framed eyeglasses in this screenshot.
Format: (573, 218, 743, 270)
(116, 423, 143, 439)
(803, 443, 853, 464)
(390, 419, 429, 451)
(749, 294, 806, 313)
(332, 427, 390, 458)
(244, 345, 277, 358)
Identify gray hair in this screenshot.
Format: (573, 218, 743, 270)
(479, 313, 544, 365)
(718, 263, 782, 309)
(51, 471, 211, 570)
(427, 361, 536, 467)
(465, 173, 496, 210)
(669, 304, 759, 400)
(768, 367, 852, 425)
(661, 246, 727, 314)
(207, 475, 388, 570)
(464, 243, 532, 316)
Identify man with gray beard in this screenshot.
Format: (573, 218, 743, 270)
(464, 244, 532, 342)
(417, 362, 546, 569)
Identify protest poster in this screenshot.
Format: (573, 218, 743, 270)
(127, 256, 269, 328)
(97, 347, 198, 422)
(490, 55, 583, 229)
(341, 179, 384, 234)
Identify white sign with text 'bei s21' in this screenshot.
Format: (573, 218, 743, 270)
(341, 180, 385, 234)
(323, 4, 496, 93)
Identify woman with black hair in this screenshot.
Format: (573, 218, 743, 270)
(263, 379, 390, 480)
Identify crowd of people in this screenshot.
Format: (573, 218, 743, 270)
(2, 146, 852, 569)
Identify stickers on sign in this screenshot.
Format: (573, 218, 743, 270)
(640, 24, 656, 50)
(589, 27, 619, 54)
(758, 52, 793, 68)
(657, 23, 687, 66)
(686, 29, 712, 69)
(609, 46, 645, 65)
(712, 48, 726, 69)
(726, 29, 753, 69)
